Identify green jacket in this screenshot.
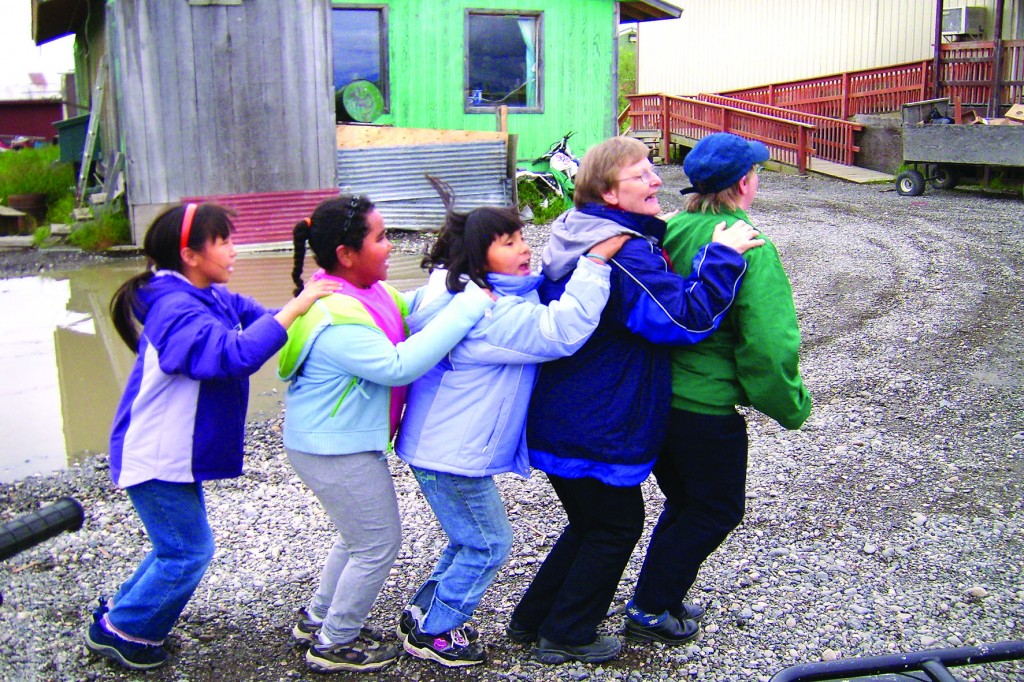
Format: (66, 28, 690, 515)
(662, 208, 811, 429)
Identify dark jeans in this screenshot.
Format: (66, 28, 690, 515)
(511, 474, 645, 645)
(632, 409, 748, 615)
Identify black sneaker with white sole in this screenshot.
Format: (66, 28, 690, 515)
(397, 607, 479, 643)
(85, 620, 168, 671)
(305, 634, 401, 672)
(403, 621, 485, 667)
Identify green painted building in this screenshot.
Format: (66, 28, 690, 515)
(30, 0, 679, 242)
(330, 0, 681, 160)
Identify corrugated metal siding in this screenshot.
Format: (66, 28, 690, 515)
(333, 0, 617, 160)
(336, 141, 512, 232)
(637, 0, 957, 96)
(180, 189, 340, 246)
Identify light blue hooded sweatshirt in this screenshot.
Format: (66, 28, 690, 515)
(394, 255, 611, 478)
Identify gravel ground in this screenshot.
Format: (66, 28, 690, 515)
(1, 166, 1022, 681)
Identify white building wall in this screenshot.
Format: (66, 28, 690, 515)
(637, 0, 1015, 96)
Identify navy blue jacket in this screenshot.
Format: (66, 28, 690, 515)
(526, 205, 747, 486)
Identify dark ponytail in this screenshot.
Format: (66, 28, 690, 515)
(291, 218, 311, 296)
(421, 175, 523, 292)
(109, 202, 235, 351)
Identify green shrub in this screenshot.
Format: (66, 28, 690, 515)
(517, 176, 571, 225)
(0, 145, 76, 206)
(69, 201, 131, 251)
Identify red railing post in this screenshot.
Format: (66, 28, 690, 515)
(768, 83, 776, 106)
(797, 127, 808, 175)
(660, 94, 670, 161)
(841, 72, 850, 118)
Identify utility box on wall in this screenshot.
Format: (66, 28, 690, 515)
(941, 7, 985, 37)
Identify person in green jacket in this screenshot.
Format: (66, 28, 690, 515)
(626, 133, 812, 636)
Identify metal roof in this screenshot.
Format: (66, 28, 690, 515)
(179, 189, 340, 246)
(336, 140, 512, 232)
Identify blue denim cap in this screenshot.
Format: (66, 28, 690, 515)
(681, 133, 771, 195)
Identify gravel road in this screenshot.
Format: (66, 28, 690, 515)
(1, 166, 1022, 681)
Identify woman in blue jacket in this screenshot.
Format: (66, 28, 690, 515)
(394, 205, 627, 667)
(511, 136, 765, 664)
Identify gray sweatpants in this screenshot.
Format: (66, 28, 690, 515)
(287, 449, 401, 644)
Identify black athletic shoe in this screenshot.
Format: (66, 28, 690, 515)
(505, 619, 538, 644)
(623, 614, 699, 645)
(305, 634, 401, 672)
(669, 602, 706, 622)
(532, 635, 622, 664)
(403, 622, 485, 667)
(85, 620, 168, 671)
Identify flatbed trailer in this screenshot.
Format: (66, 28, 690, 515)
(895, 99, 1024, 196)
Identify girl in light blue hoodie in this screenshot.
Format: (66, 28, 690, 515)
(393, 203, 628, 668)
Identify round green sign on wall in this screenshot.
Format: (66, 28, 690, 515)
(339, 80, 384, 123)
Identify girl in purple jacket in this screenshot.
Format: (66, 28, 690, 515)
(86, 203, 333, 671)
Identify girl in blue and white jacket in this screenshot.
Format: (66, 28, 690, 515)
(392, 205, 628, 667)
(90, 203, 335, 672)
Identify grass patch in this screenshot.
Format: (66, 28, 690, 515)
(69, 201, 131, 251)
(0, 145, 75, 206)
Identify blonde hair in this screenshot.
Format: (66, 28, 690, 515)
(573, 137, 651, 208)
(684, 168, 755, 214)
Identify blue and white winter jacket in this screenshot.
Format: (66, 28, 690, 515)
(395, 256, 611, 478)
(109, 271, 288, 488)
(526, 204, 748, 486)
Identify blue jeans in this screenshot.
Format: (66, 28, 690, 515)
(105, 480, 215, 643)
(410, 467, 513, 635)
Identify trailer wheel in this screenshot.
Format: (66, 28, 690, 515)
(896, 170, 926, 196)
(929, 165, 960, 190)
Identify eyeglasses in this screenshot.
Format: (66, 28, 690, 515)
(754, 165, 764, 175)
(615, 168, 660, 186)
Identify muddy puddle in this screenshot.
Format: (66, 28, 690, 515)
(0, 251, 427, 483)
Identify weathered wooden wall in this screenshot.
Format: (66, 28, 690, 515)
(111, 0, 336, 232)
(331, 0, 619, 159)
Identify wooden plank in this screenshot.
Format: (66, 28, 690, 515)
(336, 125, 508, 148)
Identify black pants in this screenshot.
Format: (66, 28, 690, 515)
(511, 473, 645, 645)
(632, 409, 748, 615)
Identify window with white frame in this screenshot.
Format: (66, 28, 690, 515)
(332, 6, 389, 121)
(465, 10, 542, 112)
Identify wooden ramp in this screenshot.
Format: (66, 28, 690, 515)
(808, 158, 894, 184)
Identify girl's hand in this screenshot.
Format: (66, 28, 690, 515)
(587, 234, 631, 262)
(295, 278, 339, 308)
(712, 220, 764, 255)
(274, 279, 339, 330)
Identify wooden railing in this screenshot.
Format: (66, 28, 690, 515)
(625, 42, 1024, 171)
(723, 61, 932, 119)
(698, 94, 861, 165)
(627, 94, 816, 174)
(940, 40, 1024, 107)
(722, 42, 1024, 116)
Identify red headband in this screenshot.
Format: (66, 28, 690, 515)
(180, 203, 198, 250)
